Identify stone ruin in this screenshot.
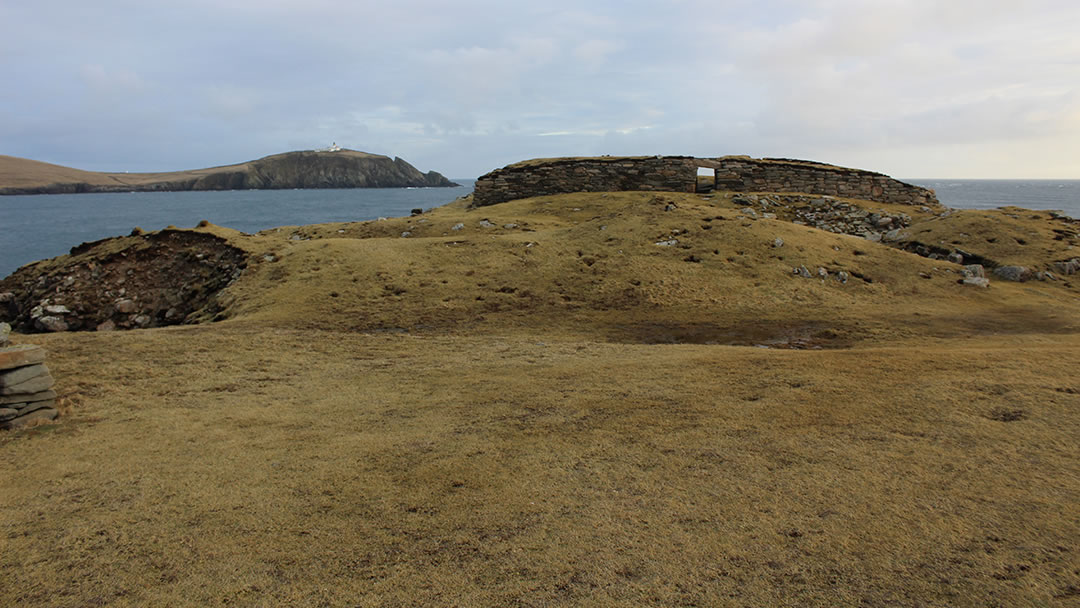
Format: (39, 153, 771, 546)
(0, 324, 58, 429)
(472, 155, 939, 208)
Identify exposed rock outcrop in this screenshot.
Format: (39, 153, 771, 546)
(0, 229, 247, 332)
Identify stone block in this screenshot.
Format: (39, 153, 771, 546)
(0, 372, 54, 396)
(0, 363, 49, 388)
(0, 407, 58, 430)
(0, 345, 46, 371)
(0, 389, 56, 406)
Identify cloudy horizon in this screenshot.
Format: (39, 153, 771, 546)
(2, 0, 1078, 179)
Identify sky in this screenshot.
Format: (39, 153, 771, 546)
(1, 0, 1079, 179)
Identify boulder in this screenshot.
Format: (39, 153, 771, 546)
(992, 266, 1032, 282)
(0, 363, 49, 388)
(34, 315, 69, 332)
(0, 345, 46, 371)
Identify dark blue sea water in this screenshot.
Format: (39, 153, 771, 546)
(908, 179, 1080, 215)
(0, 181, 475, 278)
(1, 178, 1077, 279)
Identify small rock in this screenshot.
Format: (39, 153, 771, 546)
(773, 237, 784, 248)
(96, 320, 117, 332)
(34, 316, 68, 333)
(115, 299, 137, 313)
(817, 267, 828, 279)
(400, 231, 412, 238)
(992, 265, 1031, 282)
(762, 213, 777, 220)
(947, 252, 964, 264)
(451, 223, 465, 231)
(132, 315, 152, 328)
(862, 232, 882, 243)
(1054, 258, 1079, 275)
(664, 203, 677, 212)
(740, 207, 758, 219)
(962, 264, 985, 279)
(655, 239, 679, 247)
(0, 407, 17, 422)
(410, 208, 423, 216)
(478, 219, 495, 228)
(793, 265, 813, 279)
(44, 304, 71, 315)
(0, 322, 9, 347)
(503, 223, 519, 229)
(962, 277, 990, 288)
(262, 254, 277, 263)
(836, 271, 849, 284)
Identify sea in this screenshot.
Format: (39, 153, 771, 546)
(1, 178, 1077, 279)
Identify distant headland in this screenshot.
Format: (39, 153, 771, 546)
(0, 148, 459, 195)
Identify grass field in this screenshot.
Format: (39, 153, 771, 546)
(2, 190, 1079, 606)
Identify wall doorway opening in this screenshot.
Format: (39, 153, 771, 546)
(696, 167, 715, 193)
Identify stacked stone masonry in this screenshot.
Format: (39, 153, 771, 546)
(472, 156, 938, 207)
(0, 325, 58, 429)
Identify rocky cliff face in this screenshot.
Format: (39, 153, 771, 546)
(188, 151, 459, 191)
(0, 150, 458, 195)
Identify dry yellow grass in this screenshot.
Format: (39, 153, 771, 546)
(2, 190, 1079, 606)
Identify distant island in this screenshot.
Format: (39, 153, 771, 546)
(0, 148, 459, 195)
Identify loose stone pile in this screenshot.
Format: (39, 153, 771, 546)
(734, 194, 915, 242)
(0, 326, 58, 429)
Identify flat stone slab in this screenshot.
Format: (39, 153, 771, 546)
(14, 400, 56, 414)
(0, 363, 49, 388)
(0, 407, 58, 430)
(0, 372, 55, 396)
(0, 407, 16, 421)
(0, 389, 56, 406)
(0, 345, 46, 371)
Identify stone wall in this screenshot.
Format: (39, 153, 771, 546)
(472, 155, 937, 207)
(473, 156, 699, 206)
(708, 157, 937, 206)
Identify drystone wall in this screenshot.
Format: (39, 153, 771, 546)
(473, 156, 699, 206)
(710, 157, 937, 206)
(472, 156, 938, 207)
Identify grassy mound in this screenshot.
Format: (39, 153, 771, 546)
(2, 190, 1079, 606)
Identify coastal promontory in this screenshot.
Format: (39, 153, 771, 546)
(0, 149, 459, 195)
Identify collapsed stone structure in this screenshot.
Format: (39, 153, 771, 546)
(472, 155, 938, 207)
(0, 330, 58, 429)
